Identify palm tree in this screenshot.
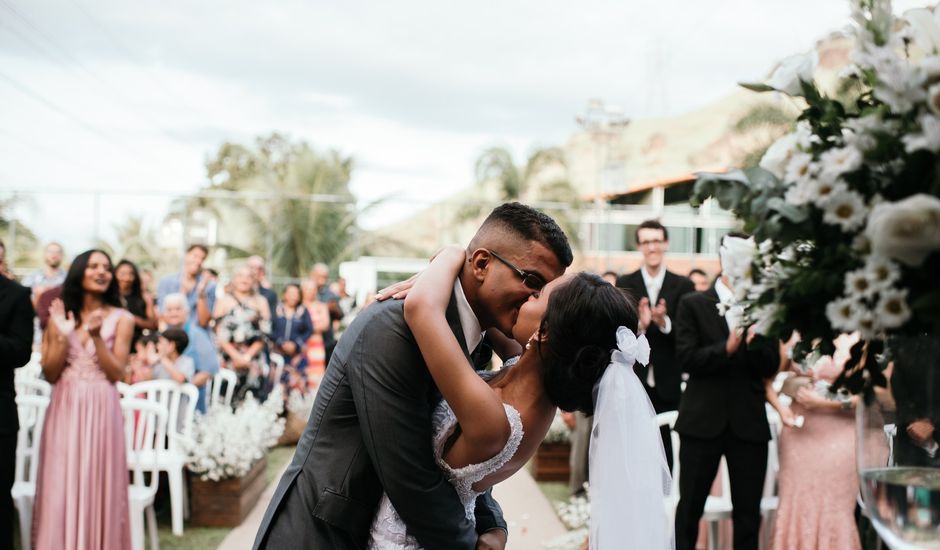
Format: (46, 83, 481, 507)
(96, 214, 163, 268)
(462, 146, 582, 248)
(171, 133, 370, 278)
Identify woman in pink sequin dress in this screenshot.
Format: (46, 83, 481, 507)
(771, 334, 861, 550)
(33, 249, 135, 550)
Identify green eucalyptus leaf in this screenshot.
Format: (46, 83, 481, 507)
(739, 82, 776, 93)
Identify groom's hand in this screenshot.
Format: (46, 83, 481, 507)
(476, 528, 507, 550)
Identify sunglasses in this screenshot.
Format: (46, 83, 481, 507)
(486, 250, 547, 291)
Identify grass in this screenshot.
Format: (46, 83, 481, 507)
(536, 480, 571, 507)
(14, 446, 298, 550)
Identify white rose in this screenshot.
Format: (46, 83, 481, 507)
(719, 235, 756, 282)
(866, 194, 940, 266)
(760, 132, 801, 179)
(766, 52, 817, 96)
(904, 8, 940, 55)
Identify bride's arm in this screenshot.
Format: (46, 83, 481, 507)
(404, 245, 511, 463)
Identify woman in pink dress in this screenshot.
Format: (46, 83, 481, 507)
(771, 334, 861, 550)
(33, 249, 135, 549)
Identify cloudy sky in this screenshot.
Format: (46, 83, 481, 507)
(0, 0, 926, 257)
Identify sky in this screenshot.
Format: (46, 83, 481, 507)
(0, 0, 928, 258)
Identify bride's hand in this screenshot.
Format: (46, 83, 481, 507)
(48, 299, 76, 336)
(375, 274, 418, 302)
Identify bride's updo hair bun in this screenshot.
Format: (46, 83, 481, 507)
(537, 272, 638, 415)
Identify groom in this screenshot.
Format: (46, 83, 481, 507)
(253, 203, 573, 550)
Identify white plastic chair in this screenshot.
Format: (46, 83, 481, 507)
(11, 393, 50, 550)
(656, 411, 733, 550)
(14, 352, 43, 382)
(15, 377, 52, 398)
(205, 368, 237, 410)
(122, 397, 167, 550)
(124, 379, 199, 537)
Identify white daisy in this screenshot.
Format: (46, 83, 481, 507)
(819, 146, 863, 181)
(784, 153, 815, 185)
(864, 255, 901, 289)
(823, 190, 868, 231)
(844, 268, 877, 300)
(826, 297, 862, 332)
(856, 308, 879, 339)
(810, 179, 849, 208)
(784, 180, 814, 206)
(875, 288, 912, 329)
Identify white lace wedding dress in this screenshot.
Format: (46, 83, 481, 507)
(367, 371, 525, 549)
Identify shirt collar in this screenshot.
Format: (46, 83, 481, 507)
(454, 278, 484, 354)
(641, 265, 666, 289)
(714, 277, 735, 304)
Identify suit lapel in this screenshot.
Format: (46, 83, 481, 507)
(630, 270, 649, 302)
(703, 285, 730, 338)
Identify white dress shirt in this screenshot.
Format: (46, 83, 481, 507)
(453, 278, 484, 355)
(641, 266, 672, 335)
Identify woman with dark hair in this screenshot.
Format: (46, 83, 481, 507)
(33, 249, 134, 549)
(271, 284, 313, 383)
(115, 259, 158, 348)
(367, 246, 672, 549)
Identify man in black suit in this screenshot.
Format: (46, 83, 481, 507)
(253, 203, 573, 550)
(616, 220, 694, 468)
(0, 239, 36, 550)
(673, 233, 779, 550)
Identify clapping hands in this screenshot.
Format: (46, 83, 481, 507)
(48, 299, 76, 336)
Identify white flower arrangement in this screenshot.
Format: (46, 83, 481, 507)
(695, 0, 940, 385)
(186, 385, 286, 481)
(544, 488, 591, 550)
(286, 387, 318, 419)
(542, 411, 572, 444)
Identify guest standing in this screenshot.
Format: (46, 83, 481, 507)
(32, 249, 134, 549)
(22, 242, 66, 307)
(272, 284, 313, 371)
(157, 244, 218, 408)
(0, 242, 34, 550)
(115, 259, 158, 349)
(214, 265, 271, 402)
(673, 233, 779, 550)
(771, 334, 860, 550)
(248, 255, 278, 316)
(687, 268, 711, 293)
(616, 219, 694, 469)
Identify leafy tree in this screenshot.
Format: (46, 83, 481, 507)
(181, 133, 365, 277)
(96, 214, 164, 269)
(462, 146, 582, 248)
(0, 194, 39, 268)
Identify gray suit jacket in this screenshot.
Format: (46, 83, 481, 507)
(253, 295, 505, 549)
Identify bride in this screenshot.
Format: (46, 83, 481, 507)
(369, 246, 673, 550)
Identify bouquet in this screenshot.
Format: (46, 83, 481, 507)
(693, 0, 940, 391)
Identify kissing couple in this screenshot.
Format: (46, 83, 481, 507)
(254, 203, 673, 549)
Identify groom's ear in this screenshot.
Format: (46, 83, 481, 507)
(468, 249, 490, 283)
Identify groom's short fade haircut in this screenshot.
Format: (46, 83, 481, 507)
(472, 202, 573, 267)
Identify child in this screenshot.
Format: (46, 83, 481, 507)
(148, 327, 195, 383)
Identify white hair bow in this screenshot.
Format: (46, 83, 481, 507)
(611, 326, 651, 367)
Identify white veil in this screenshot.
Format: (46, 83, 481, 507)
(589, 326, 674, 550)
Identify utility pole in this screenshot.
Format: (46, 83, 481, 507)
(576, 99, 629, 271)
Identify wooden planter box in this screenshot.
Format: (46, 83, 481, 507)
(190, 455, 268, 527)
(534, 442, 571, 482)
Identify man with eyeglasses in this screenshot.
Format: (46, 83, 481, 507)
(255, 203, 572, 550)
(616, 219, 693, 469)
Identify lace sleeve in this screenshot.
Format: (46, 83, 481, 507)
(433, 403, 525, 504)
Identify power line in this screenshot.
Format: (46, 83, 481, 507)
(0, 0, 199, 150)
(67, 0, 202, 118)
(0, 70, 167, 169)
